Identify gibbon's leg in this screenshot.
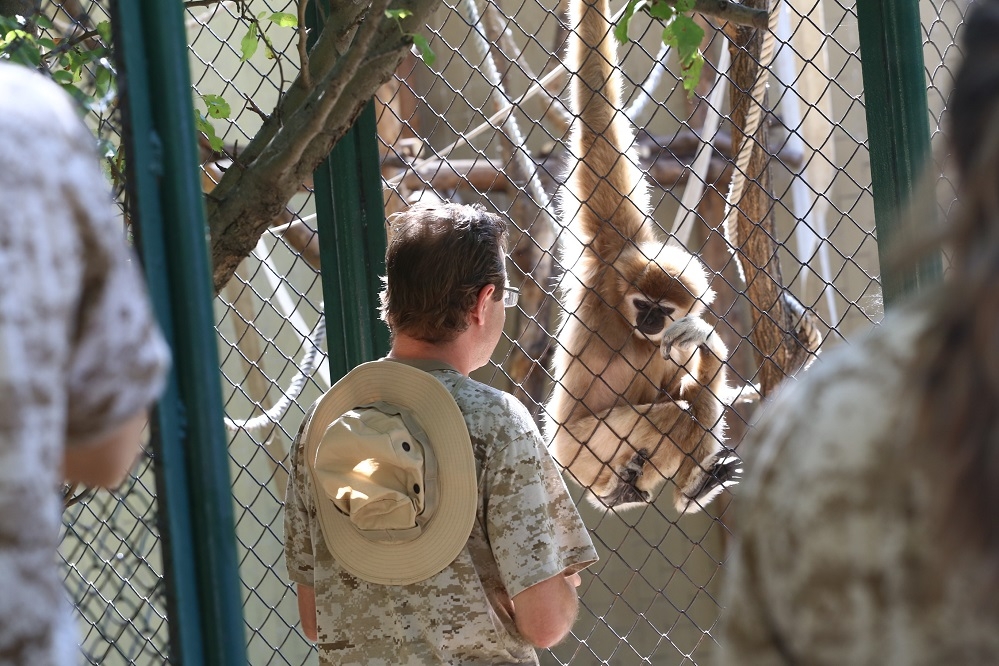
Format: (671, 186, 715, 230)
(660, 316, 740, 512)
(556, 398, 718, 509)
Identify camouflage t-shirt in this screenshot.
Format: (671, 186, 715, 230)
(718, 306, 999, 664)
(0, 64, 170, 664)
(285, 365, 598, 665)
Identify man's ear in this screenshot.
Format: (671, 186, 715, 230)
(471, 284, 497, 325)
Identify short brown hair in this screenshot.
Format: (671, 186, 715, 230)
(380, 202, 508, 343)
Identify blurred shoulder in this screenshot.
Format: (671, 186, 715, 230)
(760, 305, 927, 429)
(0, 63, 83, 136)
(740, 305, 929, 511)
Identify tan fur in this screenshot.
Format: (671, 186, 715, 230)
(546, 0, 731, 513)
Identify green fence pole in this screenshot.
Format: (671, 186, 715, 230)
(314, 101, 391, 380)
(306, 4, 390, 379)
(857, 0, 942, 308)
(125, 2, 248, 663)
(112, 3, 205, 663)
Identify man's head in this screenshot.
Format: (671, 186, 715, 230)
(380, 202, 509, 344)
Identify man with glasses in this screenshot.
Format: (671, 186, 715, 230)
(285, 202, 597, 665)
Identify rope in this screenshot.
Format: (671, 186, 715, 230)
(223, 315, 327, 433)
(670, 40, 732, 246)
(625, 41, 671, 123)
(459, 0, 552, 210)
(721, 0, 781, 285)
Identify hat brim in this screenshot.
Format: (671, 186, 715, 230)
(304, 360, 476, 585)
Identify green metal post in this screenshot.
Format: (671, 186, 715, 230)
(116, 1, 248, 663)
(112, 3, 204, 663)
(857, 0, 942, 308)
(307, 4, 391, 380)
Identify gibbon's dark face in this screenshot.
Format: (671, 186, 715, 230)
(631, 297, 676, 337)
(622, 270, 700, 342)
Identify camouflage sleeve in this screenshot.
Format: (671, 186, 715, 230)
(484, 399, 597, 598)
(284, 403, 318, 586)
(63, 96, 170, 446)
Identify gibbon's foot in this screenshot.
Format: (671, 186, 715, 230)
(599, 449, 652, 507)
(661, 316, 713, 360)
(686, 454, 742, 508)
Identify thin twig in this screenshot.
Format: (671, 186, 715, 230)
(298, 0, 311, 89)
(40, 27, 100, 60)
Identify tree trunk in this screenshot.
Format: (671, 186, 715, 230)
(725, 3, 817, 396)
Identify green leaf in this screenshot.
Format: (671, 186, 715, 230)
(202, 93, 231, 119)
(665, 14, 704, 67)
(613, 0, 641, 44)
(647, 0, 674, 21)
(239, 26, 258, 61)
(94, 63, 112, 99)
(675, 0, 696, 13)
(35, 15, 53, 30)
(663, 14, 705, 95)
(268, 11, 297, 27)
(385, 8, 413, 20)
(681, 54, 704, 94)
(195, 110, 224, 152)
(96, 20, 112, 44)
(52, 69, 74, 85)
(411, 33, 435, 67)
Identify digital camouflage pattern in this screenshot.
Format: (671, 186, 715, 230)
(0, 64, 170, 665)
(286, 366, 598, 665)
(719, 307, 999, 664)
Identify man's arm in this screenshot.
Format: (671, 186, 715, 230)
(511, 569, 582, 649)
(296, 584, 318, 642)
(64, 411, 147, 488)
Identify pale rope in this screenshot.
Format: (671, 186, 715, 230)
(459, 0, 552, 210)
(255, 233, 332, 388)
(387, 2, 635, 189)
(224, 234, 330, 433)
(223, 315, 327, 433)
(625, 41, 671, 123)
(721, 0, 781, 285)
(775, 0, 839, 322)
(670, 41, 732, 246)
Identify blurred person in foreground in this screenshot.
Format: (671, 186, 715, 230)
(717, 2, 999, 663)
(0, 63, 170, 664)
(284, 202, 597, 664)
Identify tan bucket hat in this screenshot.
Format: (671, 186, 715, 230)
(303, 359, 476, 585)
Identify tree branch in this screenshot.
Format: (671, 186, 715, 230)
(207, 0, 442, 293)
(692, 0, 768, 29)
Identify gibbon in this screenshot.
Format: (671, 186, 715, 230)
(546, 0, 739, 513)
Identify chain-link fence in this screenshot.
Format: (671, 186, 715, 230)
(15, 0, 968, 663)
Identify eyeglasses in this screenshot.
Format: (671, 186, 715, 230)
(502, 286, 520, 308)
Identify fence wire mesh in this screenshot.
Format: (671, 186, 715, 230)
(12, 0, 968, 663)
